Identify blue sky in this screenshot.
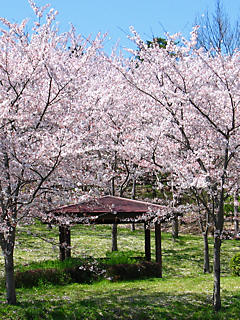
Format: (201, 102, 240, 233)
(1, 0, 239, 53)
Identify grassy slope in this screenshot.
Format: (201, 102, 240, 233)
(0, 223, 240, 319)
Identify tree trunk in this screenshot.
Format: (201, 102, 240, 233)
(59, 226, 71, 260)
(203, 231, 210, 273)
(198, 207, 211, 273)
(155, 222, 162, 277)
(1, 228, 17, 305)
(213, 186, 224, 312)
(65, 227, 71, 259)
(5, 250, 16, 305)
(112, 223, 118, 251)
(213, 230, 221, 311)
(59, 226, 66, 261)
(172, 214, 179, 240)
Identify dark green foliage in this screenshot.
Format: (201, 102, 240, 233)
(135, 36, 167, 66)
(16, 257, 85, 272)
(65, 259, 105, 284)
(230, 252, 240, 276)
(106, 261, 162, 281)
(14, 253, 157, 288)
(224, 195, 234, 216)
(146, 37, 167, 49)
(15, 268, 71, 288)
(103, 250, 142, 265)
(14, 257, 103, 288)
(65, 266, 96, 284)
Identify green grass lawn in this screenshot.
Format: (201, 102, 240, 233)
(1, 223, 240, 319)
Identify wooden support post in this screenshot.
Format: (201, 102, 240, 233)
(65, 226, 71, 259)
(131, 178, 136, 232)
(144, 222, 151, 261)
(155, 222, 162, 278)
(112, 223, 118, 251)
(59, 226, 65, 261)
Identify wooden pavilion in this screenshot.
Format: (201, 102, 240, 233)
(48, 195, 169, 277)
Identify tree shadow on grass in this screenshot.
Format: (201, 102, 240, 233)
(3, 286, 240, 320)
(163, 248, 205, 275)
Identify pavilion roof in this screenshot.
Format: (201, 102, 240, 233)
(48, 195, 168, 224)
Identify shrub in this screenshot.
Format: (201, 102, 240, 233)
(14, 255, 159, 288)
(106, 261, 162, 281)
(16, 257, 85, 272)
(15, 268, 71, 288)
(66, 258, 105, 283)
(230, 253, 240, 276)
(14, 257, 104, 288)
(104, 250, 141, 265)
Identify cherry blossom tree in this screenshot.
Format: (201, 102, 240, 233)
(117, 26, 240, 311)
(0, 1, 105, 304)
(78, 57, 142, 250)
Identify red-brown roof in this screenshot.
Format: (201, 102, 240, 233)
(48, 196, 167, 224)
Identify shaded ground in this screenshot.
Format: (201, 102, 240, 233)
(1, 277, 240, 319)
(1, 224, 240, 319)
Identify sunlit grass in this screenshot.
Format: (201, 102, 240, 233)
(1, 222, 240, 319)
(1, 277, 240, 319)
